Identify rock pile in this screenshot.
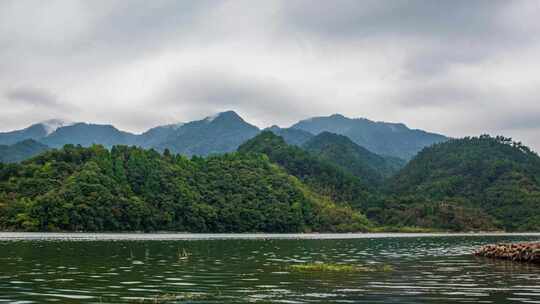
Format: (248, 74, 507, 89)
(474, 242, 540, 263)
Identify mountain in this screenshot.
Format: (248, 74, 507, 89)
(0, 112, 445, 161)
(0, 119, 72, 145)
(0, 112, 261, 159)
(156, 111, 260, 156)
(292, 114, 448, 159)
(302, 132, 405, 185)
(41, 123, 138, 148)
(0, 139, 49, 163)
(238, 131, 370, 208)
(0, 144, 369, 232)
(265, 126, 314, 146)
(387, 135, 540, 231)
(136, 123, 184, 148)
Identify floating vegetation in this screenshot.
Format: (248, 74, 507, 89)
(286, 263, 395, 273)
(133, 292, 208, 303)
(177, 248, 191, 261)
(288, 263, 365, 273)
(380, 264, 394, 272)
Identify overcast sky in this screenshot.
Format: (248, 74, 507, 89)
(1, 0, 540, 150)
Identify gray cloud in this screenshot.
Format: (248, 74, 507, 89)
(6, 87, 61, 108)
(390, 83, 485, 109)
(0, 0, 539, 151)
(157, 69, 324, 127)
(283, 0, 508, 40)
(281, 0, 535, 77)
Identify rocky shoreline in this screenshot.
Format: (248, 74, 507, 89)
(474, 243, 540, 263)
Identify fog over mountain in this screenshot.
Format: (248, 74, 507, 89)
(1, 1, 539, 150)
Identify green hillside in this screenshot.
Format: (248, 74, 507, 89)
(238, 131, 370, 209)
(0, 140, 49, 163)
(387, 135, 540, 231)
(302, 132, 405, 185)
(0, 144, 369, 232)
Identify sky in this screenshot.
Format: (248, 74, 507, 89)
(1, 0, 540, 150)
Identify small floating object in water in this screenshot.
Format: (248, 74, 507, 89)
(287, 263, 393, 273)
(474, 242, 540, 263)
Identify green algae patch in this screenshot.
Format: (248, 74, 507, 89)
(380, 264, 394, 272)
(287, 263, 395, 273)
(288, 263, 373, 273)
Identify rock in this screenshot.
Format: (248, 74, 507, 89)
(474, 242, 540, 263)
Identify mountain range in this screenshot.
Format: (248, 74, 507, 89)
(292, 114, 448, 159)
(1, 126, 539, 232)
(0, 111, 447, 163)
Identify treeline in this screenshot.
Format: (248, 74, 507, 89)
(0, 145, 369, 232)
(240, 132, 540, 232)
(385, 135, 540, 231)
(1, 133, 539, 233)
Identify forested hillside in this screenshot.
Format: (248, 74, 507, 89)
(387, 135, 540, 231)
(0, 145, 369, 232)
(266, 126, 314, 146)
(1, 131, 539, 232)
(239, 132, 504, 232)
(0, 140, 49, 163)
(238, 131, 371, 209)
(302, 132, 405, 185)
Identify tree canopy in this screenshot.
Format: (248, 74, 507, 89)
(0, 144, 369, 232)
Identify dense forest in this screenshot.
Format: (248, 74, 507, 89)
(0, 132, 539, 232)
(386, 135, 540, 231)
(302, 132, 405, 185)
(238, 131, 371, 209)
(240, 132, 509, 232)
(0, 145, 369, 232)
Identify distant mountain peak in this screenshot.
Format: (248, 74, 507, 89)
(204, 113, 221, 123)
(38, 119, 74, 135)
(202, 111, 249, 126)
(267, 125, 281, 131)
(204, 110, 242, 123)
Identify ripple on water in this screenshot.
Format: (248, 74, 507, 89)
(2, 234, 540, 303)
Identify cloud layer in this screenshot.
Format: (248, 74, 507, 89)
(1, 0, 539, 150)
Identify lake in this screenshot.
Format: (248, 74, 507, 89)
(1, 233, 540, 303)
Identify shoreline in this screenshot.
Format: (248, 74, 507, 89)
(1, 231, 540, 241)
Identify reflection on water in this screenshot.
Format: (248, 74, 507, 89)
(0, 233, 539, 303)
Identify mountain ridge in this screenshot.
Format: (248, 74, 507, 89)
(302, 132, 406, 185)
(0, 111, 451, 161)
(0, 139, 49, 163)
(291, 114, 448, 159)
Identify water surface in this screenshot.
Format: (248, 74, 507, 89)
(1, 233, 539, 303)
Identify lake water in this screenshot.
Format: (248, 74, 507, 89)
(1, 233, 540, 303)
